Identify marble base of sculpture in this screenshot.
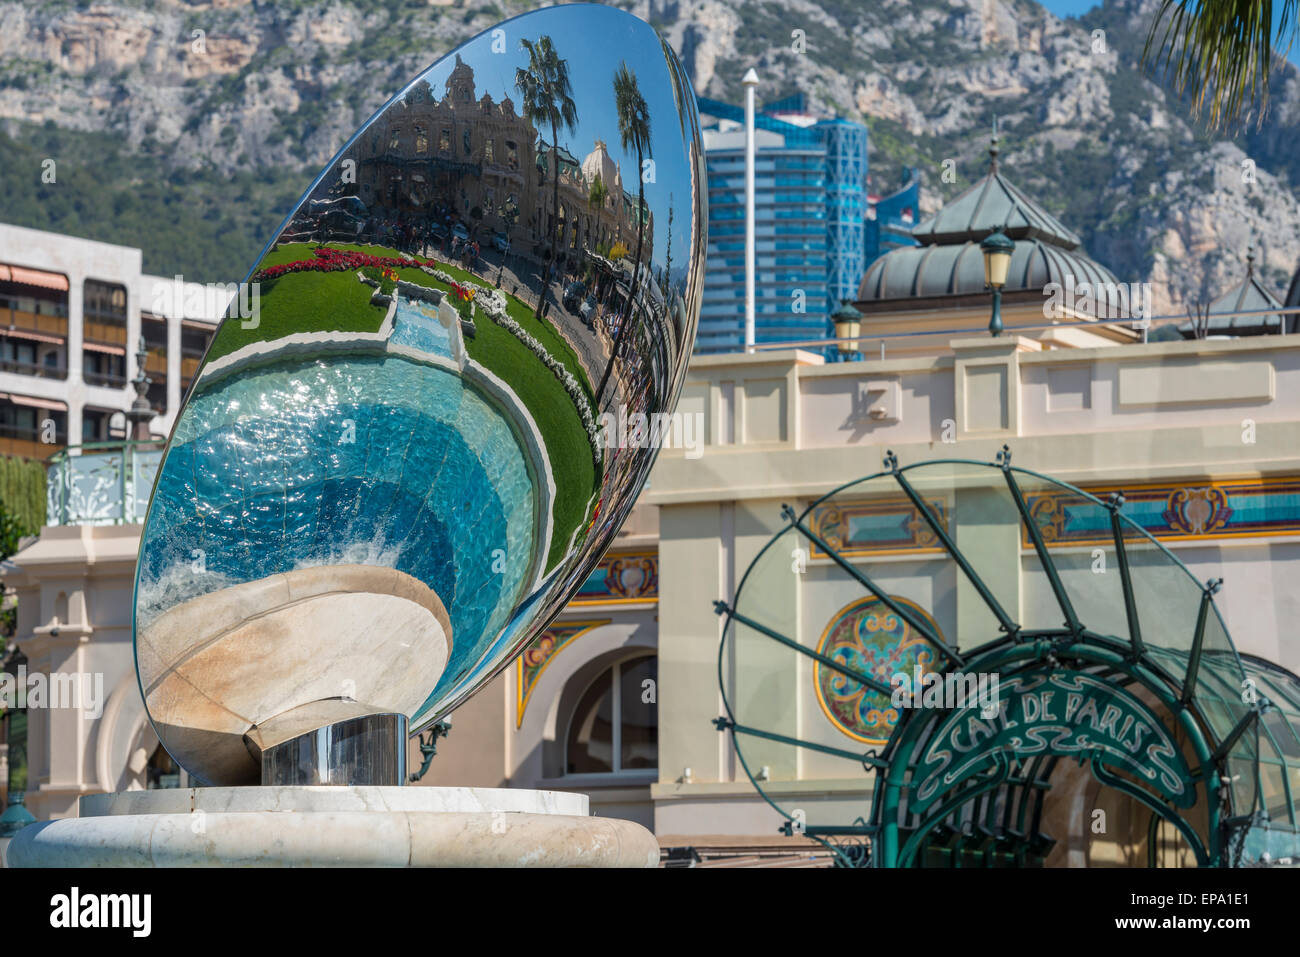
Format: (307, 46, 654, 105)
(137, 564, 453, 785)
(6, 786, 660, 868)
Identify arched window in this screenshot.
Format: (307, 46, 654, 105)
(565, 654, 657, 774)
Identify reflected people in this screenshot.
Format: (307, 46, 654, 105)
(133, 4, 706, 785)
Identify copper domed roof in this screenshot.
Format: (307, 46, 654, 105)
(1183, 248, 1285, 336)
(858, 138, 1120, 309)
(909, 171, 1083, 249)
(859, 238, 1122, 308)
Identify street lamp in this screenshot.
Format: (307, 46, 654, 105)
(831, 300, 862, 357)
(980, 229, 1015, 337)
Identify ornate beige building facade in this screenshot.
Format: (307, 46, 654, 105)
(9, 331, 1299, 866)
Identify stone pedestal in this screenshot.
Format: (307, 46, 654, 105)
(6, 786, 660, 868)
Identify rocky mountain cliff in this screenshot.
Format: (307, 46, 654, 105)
(3, 0, 1299, 313)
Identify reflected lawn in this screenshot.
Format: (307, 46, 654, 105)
(203, 242, 596, 573)
(206, 266, 385, 361)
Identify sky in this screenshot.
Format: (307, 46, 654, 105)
(1039, 0, 1300, 67)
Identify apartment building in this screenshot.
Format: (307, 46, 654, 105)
(0, 223, 222, 459)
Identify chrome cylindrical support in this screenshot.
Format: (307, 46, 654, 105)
(260, 712, 408, 786)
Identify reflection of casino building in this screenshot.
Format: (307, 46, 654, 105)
(353, 55, 651, 265)
(564, 137, 653, 266)
(356, 57, 536, 239)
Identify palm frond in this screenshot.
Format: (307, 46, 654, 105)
(1142, 0, 1298, 131)
(613, 63, 652, 160)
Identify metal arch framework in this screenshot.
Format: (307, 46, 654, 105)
(712, 448, 1290, 868)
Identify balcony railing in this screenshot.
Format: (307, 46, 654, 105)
(0, 358, 67, 380)
(83, 319, 128, 348)
(0, 436, 61, 461)
(0, 423, 66, 461)
(83, 371, 128, 388)
(1, 308, 69, 339)
(45, 441, 164, 527)
(0, 422, 65, 443)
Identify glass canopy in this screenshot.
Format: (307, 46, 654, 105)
(716, 451, 1297, 867)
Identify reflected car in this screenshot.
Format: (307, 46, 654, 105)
(307, 196, 368, 237)
(309, 195, 368, 217)
(452, 223, 470, 242)
(562, 280, 587, 312)
(579, 295, 596, 325)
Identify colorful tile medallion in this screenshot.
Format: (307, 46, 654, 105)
(813, 595, 945, 745)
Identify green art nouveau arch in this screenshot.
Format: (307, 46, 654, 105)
(714, 449, 1298, 868)
(878, 645, 1216, 867)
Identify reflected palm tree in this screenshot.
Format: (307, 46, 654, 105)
(515, 36, 579, 320)
(595, 62, 652, 408)
(660, 35, 690, 139)
(588, 173, 609, 217)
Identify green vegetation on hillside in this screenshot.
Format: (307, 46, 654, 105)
(0, 121, 303, 284)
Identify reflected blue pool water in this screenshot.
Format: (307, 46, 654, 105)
(390, 297, 455, 358)
(136, 352, 537, 706)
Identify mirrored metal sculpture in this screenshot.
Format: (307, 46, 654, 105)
(133, 4, 705, 786)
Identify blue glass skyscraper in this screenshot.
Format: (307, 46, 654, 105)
(695, 96, 868, 354)
(866, 167, 920, 265)
(819, 119, 868, 308)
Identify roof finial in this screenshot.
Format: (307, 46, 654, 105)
(990, 115, 999, 173)
(1246, 242, 1256, 277)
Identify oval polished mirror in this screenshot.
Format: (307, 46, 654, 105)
(133, 3, 705, 785)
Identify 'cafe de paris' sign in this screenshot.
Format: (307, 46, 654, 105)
(912, 670, 1195, 813)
